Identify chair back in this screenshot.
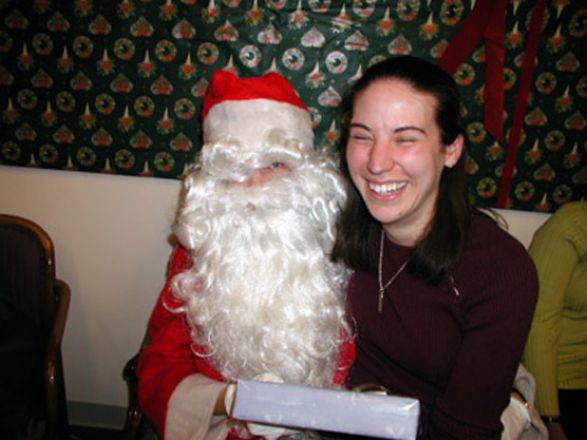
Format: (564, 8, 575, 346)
(0, 214, 55, 334)
(0, 213, 70, 440)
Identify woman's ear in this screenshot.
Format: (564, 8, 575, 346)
(444, 134, 464, 169)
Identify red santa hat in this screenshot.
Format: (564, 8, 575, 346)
(201, 70, 314, 150)
(202, 70, 307, 119)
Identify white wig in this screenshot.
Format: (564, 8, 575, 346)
(171, 126, 351, 387)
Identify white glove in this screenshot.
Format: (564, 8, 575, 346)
(247, 421, 299, 439)
(500, 394, 531, 440)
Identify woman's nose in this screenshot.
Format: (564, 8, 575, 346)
(367, 139, 395, 174)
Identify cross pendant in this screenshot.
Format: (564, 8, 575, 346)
(378, 288, 384, 313)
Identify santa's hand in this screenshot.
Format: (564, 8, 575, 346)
(247, 421, 298, 439)
(223, 374, 281, 417)
(252, 372, 283, 383)
(246, 373, 300, 439)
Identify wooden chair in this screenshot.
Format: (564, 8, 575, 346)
(122, 343, 159, 440)
(122, 351, 144, 440)
(0, 214, 70, 440)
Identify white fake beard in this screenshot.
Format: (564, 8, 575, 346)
(172, 140, 351, 387)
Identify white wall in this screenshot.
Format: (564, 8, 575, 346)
(0, 165, 181, 419)
(494, 207, 550, 250)
(0, 164, 550, 426)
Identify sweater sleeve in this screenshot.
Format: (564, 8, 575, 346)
(137, 246, 227, 440)
(430, 233, 539, 439)
(522, 207, 583, 416)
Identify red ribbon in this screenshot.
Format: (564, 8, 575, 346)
(438, 0, 508, 143)
(438, 0, 548, 208)
(496, 0, 547, 208)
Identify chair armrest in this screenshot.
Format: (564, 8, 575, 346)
(123, 352, 140, 385)
(46, 279, 70, 388)
(45, 279, 71, 440)
(123, 352, 144, 440)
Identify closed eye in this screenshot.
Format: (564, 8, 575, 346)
(397, 137, 417, 144)
(348, 123, 373, 143)
(350, 134, 372, 141)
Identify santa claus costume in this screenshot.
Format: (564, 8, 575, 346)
(137, 71, 354, 440)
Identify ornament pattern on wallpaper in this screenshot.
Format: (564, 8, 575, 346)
(0, 0, 585, 212)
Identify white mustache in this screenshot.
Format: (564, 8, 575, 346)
(197, 132, 306, 183)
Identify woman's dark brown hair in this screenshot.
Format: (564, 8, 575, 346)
(331, 55, 472, 285)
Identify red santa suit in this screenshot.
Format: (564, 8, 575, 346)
(137, 245, 355, 440)
(137, 70, 352, 440)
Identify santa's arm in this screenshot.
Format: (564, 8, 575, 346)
(137, 246, 230, 440)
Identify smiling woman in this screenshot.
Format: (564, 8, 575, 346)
(332, 55, 539, 440)
(346, 78, 463, 247)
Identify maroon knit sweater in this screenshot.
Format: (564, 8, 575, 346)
(346, 213, 538, 440)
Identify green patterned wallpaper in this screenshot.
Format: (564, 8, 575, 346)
(0, 0, 585, 212)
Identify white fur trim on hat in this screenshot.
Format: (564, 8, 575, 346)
(203, 98, 314, 152)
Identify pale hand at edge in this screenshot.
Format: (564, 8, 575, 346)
(228, 373, 301, 439)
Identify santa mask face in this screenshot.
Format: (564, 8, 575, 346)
(196, 71, 314, 187)
(171, 71, 350, 387)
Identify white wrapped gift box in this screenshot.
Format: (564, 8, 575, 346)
(232, 380, 420, 439)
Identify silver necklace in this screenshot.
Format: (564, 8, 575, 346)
(377, 230, 410, 313)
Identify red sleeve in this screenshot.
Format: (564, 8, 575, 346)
(137, 246, 222, 438)
(333, 330, 355, 386)
(137, 246, 355, 436)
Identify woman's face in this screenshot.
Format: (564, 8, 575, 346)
(346, 78, 463, 245)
